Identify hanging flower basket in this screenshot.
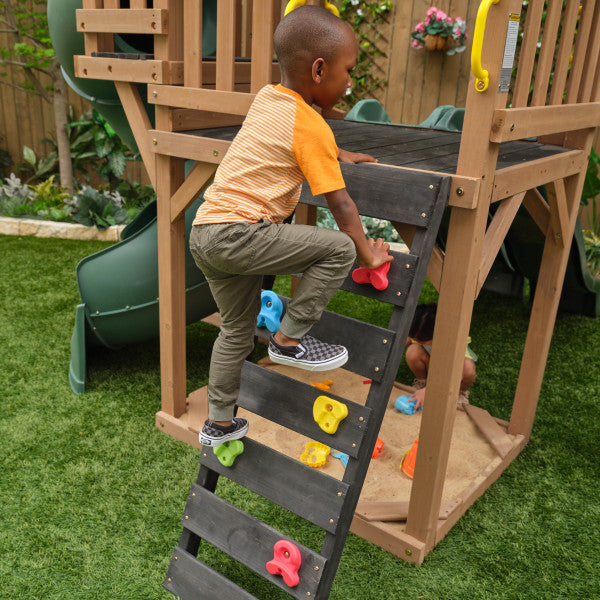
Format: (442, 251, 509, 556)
(411, 6, 467, 56)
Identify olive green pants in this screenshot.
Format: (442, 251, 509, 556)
(190, 220, 356, 421)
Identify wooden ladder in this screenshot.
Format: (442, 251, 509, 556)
(163, 166, 451, 599)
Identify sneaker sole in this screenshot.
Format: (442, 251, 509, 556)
(268, 348, 348, 372)
(199, 425, 249, 447)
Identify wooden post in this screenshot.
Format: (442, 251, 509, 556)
(405, 0, 522, 551)
(250, 0, 274, 93)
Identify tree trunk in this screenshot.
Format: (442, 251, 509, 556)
(51, 61, 74, 192)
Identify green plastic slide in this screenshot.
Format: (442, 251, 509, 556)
(48, 0, 220, 393)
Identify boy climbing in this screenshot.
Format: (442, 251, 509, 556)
(405, 303, 477, 410)
(190, 5, 393, 447)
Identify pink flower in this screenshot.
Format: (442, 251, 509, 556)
(436, 10, 447, 20)
(415, 22, 425, 32)
(426, 6, 437, 16)
(412, 40, 424, 49)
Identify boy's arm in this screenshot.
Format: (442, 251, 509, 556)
(324, 188, 393, 269)
(338, 148, 378, 164)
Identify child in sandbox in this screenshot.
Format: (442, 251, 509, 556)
(189, 6, 393, 447)
(405, 303, 477, 410)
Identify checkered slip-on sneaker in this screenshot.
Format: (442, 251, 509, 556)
(199, 417, 249, 447)
(268, 334, 348, 371)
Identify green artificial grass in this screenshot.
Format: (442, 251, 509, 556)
(1, 233, 599, 599)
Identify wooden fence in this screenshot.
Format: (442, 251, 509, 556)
(0, 1, 598, 199)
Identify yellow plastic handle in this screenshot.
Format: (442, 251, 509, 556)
(471, 0, 500, 92)
(284, 0, 340, 17)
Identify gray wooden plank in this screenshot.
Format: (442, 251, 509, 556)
(299, 165, 448, 227)
(165, 547, 258, 600)
(255, 301, 396, 383)
(198, 435, 349, 532)
(183, 484, 326, 600)
(338, 250, 417, 306)
(238, 362, 371, 458)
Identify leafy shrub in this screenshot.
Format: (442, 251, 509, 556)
(29, 176, 71, 221)
(71, 185, 128, 230)
(0, 173, 35, 217)
(315, 207, 402, 242)
(583, 230, 600, 278)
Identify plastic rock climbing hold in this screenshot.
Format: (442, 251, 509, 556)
(313, 395, 348, 434)
(266, 540, 302, 588)
(372, 437, 385, 459)
(351, 256, 391, 291)
(213, 440, 244, 467)
(300, 442, 330, 468)
(331, 450, 349, 467)
(400, 437, 419, 479)
(256, 290, 283, 333)
(394, 394, 421, 415)
(310, 379, 333, 391)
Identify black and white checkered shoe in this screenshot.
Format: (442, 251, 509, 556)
(268, 334, 348, 371)
(199, 417, 249, 447)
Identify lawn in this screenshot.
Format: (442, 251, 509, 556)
(1, 234, 599, 600)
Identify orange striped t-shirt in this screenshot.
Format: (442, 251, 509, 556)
(193, 84, 345, 225)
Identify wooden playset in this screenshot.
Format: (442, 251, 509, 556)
(73, 0, 600, 597)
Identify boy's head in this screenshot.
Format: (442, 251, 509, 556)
(273, 6, 357, 110)
(409, 303, 437, 343)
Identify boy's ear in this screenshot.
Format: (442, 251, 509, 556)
(311, 58, 325, 83)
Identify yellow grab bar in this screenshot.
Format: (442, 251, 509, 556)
(471, 0, 500, 92)
(284, 1, 340, 17)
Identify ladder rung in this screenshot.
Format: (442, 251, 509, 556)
(239, 362, 371, 458)
(256, 303, 396, 383)
(338, 250, 417, 307)
(199, 435, 349, 533)
(299, 163, 450, 227)
(165, 546, 258, 600)
(182, 484, 327, 599)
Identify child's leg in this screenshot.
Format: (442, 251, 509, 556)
(405, 343, 430, 382)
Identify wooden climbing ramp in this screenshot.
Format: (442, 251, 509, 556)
(164, 170, 450, 599)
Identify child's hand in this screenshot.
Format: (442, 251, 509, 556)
(358, 237, 394, 269)
(338, 148, 378, 164)
(411, 387, 426, 410)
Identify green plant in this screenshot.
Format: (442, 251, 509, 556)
(411, 6, 467, 55)
(71, 185, 128, 230)
(581, 148, 600, 235)
(337, 1, 393, 109)
(113, 179, 156, 219)
(16, 144, 58, 183)
(29, 175, 71, 221)
(315, 207, 402, 243)
(0, 173, 34, 216)
(583, 229, 600, 278)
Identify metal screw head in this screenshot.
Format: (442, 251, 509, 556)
(429, 184, 434, 190)
(152, 72, 158, 80)
(359, 416, 364, 422)
(174, 556, 178, 561)
(396, 291, 401, 296)
(329, 519, 334, 524)
(153, 90, 158, 98)
(167, 577, 172, 582)
(405, 548, 413, 556)
(81, 22, 85, 29)
(382, 339, 388, 344)
(184, 515, 189, 520)
(151, 21, 157, 29)
(456, 187, 464, 196)
(152, 139, 158, 146)
(314, 566, 319, 571)
(213, 150, 219, 157)
(421, 212, 427, 218)
(405, 264, 410, 269)
(352, 443, 356, 448)
(477, 80, 485, 90)
(337, 491, 342, 497)
(374, 366, 380, 372)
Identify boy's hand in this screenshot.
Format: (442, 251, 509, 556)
(338, 148, 378, 164)
(357, 237, 394, 269)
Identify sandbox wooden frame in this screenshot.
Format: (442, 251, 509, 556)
(74, 0, 600, 564)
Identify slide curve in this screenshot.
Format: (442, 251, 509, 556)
(47, 0, 219, 393)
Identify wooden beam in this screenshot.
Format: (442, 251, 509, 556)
(148, 84, 255, 114)
(76, 9, 168, 34)
(250, 0, 275, 93)
(74, 55, 183, 84)
(476, 192, 525, 297)
(183, 0, 202, 87)
(355, 500, 459, 522)
(216, 0, 236, 91)
(114, 81, 156, 188)
(81, 0, 113, 54)
(490, 103, 600, 142)
(522, 188, 550, 234)
(546, 178, 569, 248)
(170, 109, 244, 132)
(149, 130, 231, 163)
(170, 161, 217, 222)
(462, 404, 514, 458)
(491, 149, 587, 202)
